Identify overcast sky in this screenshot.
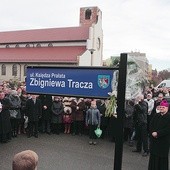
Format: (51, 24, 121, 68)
(0, 0, 170, 71)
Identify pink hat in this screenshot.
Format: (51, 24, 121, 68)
(160, 100, 169, 107)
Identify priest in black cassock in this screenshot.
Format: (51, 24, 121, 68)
(148, 100, 170, 170)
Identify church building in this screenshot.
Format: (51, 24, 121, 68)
(0, 6, 103, 82)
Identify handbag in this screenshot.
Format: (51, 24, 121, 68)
(94, 127, 102, 138)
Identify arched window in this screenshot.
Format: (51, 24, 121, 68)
(96, 15, 98, 23)
(12, 64, 17, 76)
(85, 9, 92, 20)
(36, 43, 41, 47)
(48, 43, 53, 47)
(26, 44, 30, 48)
(24, 64, 27, 76)
(15, 44, 19, 48)
(1, 64, 6, 75)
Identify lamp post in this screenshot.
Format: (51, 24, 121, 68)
(88, 49, 95, 66)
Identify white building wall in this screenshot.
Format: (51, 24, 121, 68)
(92, 9, 103, 66)
(78, 51, 92, 66)
(79, 8, 103, 67)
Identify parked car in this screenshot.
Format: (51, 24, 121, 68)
(155, 80, 170, 89)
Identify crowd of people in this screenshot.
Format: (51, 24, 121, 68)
(0, 81, 111, 145)
(0, 81, 170, 170)
(124, 86, 170, 170)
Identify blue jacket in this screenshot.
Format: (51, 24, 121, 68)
(86, 106, 101, 126)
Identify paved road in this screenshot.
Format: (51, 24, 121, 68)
(0, 133, 156, 170)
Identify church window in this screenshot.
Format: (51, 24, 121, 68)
(12, 64, 17, 76)
(36, 43, 41, 47)
(48, 43, 53, 47)
(1, 64, 6, 75)
(26, 44, 30, 48)
(85, 9, 92, 20)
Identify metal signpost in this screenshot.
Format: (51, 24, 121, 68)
(26, 53, 127, 170)
(114, 53, 127, 170)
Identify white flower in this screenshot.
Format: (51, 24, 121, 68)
(108, 91, 117, 97)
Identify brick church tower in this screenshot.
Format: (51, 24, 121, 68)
(79, 6, 101, 27)
(79, 6, 103, 66)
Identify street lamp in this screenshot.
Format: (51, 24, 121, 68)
(88, 49, 95, 66)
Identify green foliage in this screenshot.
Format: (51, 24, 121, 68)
(105, 96, 116, 117)
(109, 57, 120, 67)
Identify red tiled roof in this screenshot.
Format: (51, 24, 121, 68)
(0, 27, 89, 44)
(0, 46, 86, 63)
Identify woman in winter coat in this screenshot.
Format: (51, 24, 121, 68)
(72, 98, 85, 136)
(62, 97, 73, 134)
(20, 91, 28, 134)
(86, 100, 101, 145)
(51, 96, 63, 134)
(8, 90, 21, 137)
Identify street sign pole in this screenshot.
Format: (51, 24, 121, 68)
(114, 53, 127, 170)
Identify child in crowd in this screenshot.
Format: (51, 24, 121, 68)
(86, 100, 101, 145)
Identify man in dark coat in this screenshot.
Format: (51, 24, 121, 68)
(151, 93, 163, 118)
(148, 100, 170, 170)
(133, 94, 149, 156)
(26, 94, 42, 138)
(0, 90, 12, 143)
(96, 99, 108, 139)
(39, 94, 52, 134)
(123, 100, 134, 142)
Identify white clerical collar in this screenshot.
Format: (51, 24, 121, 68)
(160, 111, 167, 116)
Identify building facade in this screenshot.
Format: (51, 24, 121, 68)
(0, 6, 103, 82)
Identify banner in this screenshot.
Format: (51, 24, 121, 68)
(26, 66, 117, 98)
